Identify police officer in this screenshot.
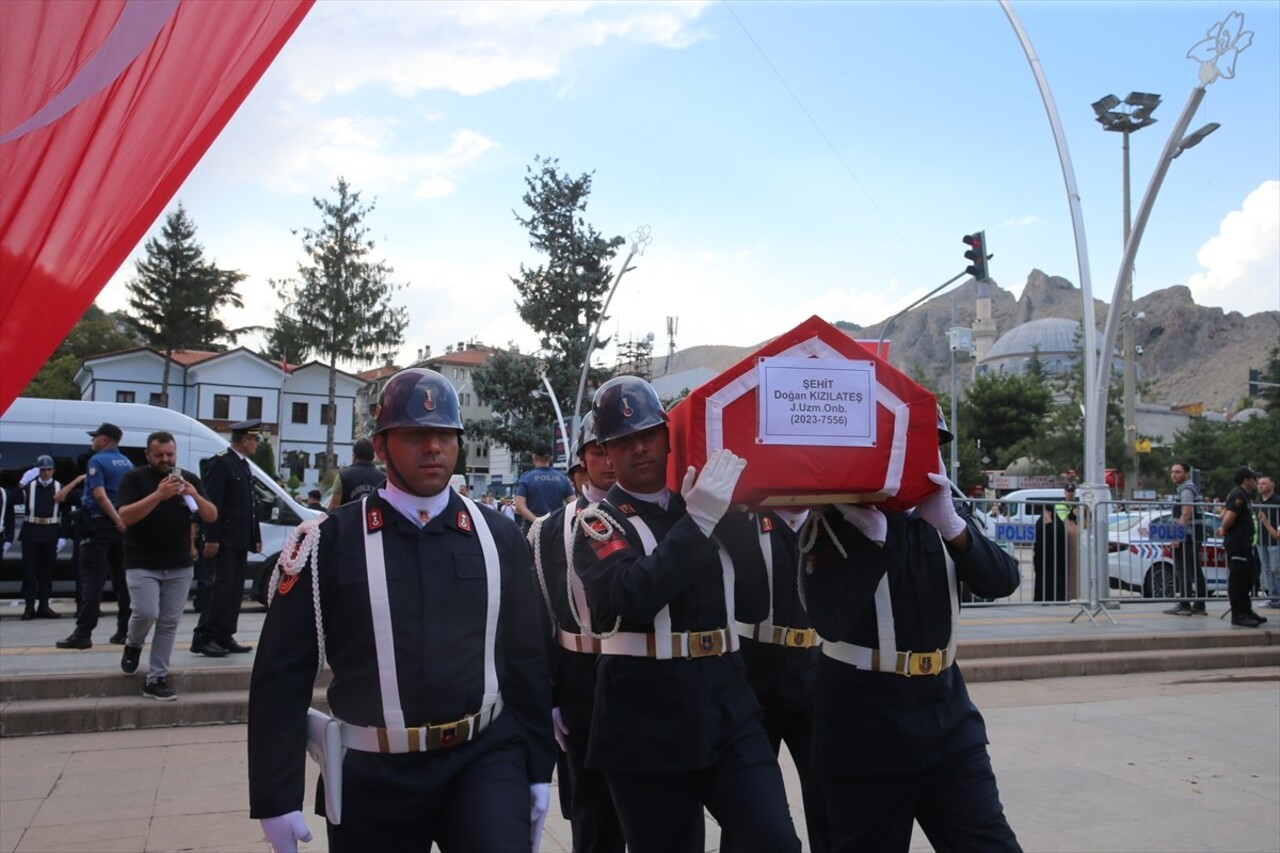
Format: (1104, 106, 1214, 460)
(801, 414, 1022, 852)
(248, 368, 554, 852)
(529, 412, 625, 853)
(572, 376, 800, 853)
(58, 422, 133, 649)
(191, 419, 263, 656)
(1220, 466, 1263, 628)
(19, 455, 69, 620)
(731, 506, 830, 852)
(327, 437, 384, 510)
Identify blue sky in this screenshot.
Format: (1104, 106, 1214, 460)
(96, 1, 1280, 371)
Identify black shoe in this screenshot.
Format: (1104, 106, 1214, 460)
(108, 632, 127, 645)
(121, 644, 142, 675)
(1248, 612, 1268, 624)
(1231, 614, 1262, 628)
(1164, 604, 1193, 616)
(1190, 606, 1208, 616)
(35, 604, 60, 619)
(21, 604, 36, 621)
(190, 640, 230, 657)
(220, 639, 253, 654)
(55, 633, 92, 650)
(142, 677, 177, 701)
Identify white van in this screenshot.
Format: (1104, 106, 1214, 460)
(0, 398, 320, 601)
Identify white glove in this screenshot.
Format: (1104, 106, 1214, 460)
(56, 538, 67, 552)
(917, 465, 966, 541)
(837, 504, 887, 545)
(680, 449, 747, 537)
(530, 782, 551, 852)
(19, 467, 39, 487)
(2, 541, 10, 554)
(260, 811, 312, 853)
(551, 707, 569, 752)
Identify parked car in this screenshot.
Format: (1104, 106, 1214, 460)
(1106, 510, 1227, 597)
(0, 398, 320, 602)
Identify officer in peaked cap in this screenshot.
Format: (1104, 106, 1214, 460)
(249, 367, 554, 852)
(571, 375, 800, 852)
(191, 419, 264, 656)
(801, 411, 1022, 851)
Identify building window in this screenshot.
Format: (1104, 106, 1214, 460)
(213, 394, 230, 419)
(320, 404, 334, 425)
(149, 392, 166, 407)
(292, 402, 308, 424)
(247, 396, 263, 420)
(116, 390, 135, 403)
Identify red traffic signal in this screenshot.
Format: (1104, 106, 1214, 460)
(962, 231, 990, 280)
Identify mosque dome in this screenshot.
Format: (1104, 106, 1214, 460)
(979, 317, 1120, 377)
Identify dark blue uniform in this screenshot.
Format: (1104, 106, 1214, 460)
(1223, 486, 1255, 618)
(19, 478, 69, 612)
(248, 490, 555, 851)
(733, 511, 829, 853)
(193, 449, 261, 649)
(572, 487, 800, 853)
(530, 497, 624, 853)
(803, 508, 1021, 853)
(335, 460, 384, 505)
(75, 446, 133, 640)
(1, 485, 15, 553)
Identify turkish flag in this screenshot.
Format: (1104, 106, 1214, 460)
(0, 0, 313, 410)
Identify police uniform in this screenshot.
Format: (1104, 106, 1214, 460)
(335, 459, 384, 506)
(1222, 480, 1256, 621)
(193, 421, 262, 653)
(19, 470, 68, 617)
(572, 485, 799, 852)
(72, 426, 134, 643)
(248, 365, 555, 852)
(803, 505, 1022, 852)
(530, 494, 625, 853)
(733, 510, 830, 853)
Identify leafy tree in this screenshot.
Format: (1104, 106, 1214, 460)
(125, 204, 247, 405)
(273, 178, 407, 476)
(470, 156, 624, 457)
(958, 371, 1052, 470)
(252, 437, 278, 480)
(1170, 411, 1280, 500)
(22, 305, 138, 399)
(1257, 344, 1280, 409)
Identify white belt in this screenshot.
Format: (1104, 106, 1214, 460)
(27, 517, 59, 525)
(736, 621, 821, 649)
(822, 641, 952, 676)
(590, 627, 735, 658)
(337, 695, 504, 753)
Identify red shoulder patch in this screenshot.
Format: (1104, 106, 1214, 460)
(457, 510, 472, 532)
(760, 515, 774, 533)
(367, 507, 383, 531)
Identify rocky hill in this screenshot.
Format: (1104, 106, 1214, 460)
(653, 269, 1278, 414)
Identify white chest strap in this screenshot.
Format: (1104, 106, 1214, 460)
(361, 495, 501, 732)
(564, 505, 592, 633)
(27, 481, 61, 522)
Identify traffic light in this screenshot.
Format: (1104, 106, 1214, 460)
(1248, 368, 1261, 397)
(962, 231, 990, 280)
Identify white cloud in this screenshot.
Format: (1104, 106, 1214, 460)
(1185, 180, 1280, 316)
(1001, 215, 1038, 228)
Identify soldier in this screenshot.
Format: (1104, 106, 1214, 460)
(248, 368, 554, 852)
(801, 413, 1022, 852)
(191, 419, 263, 656)
(572, 376, 800, 853)
(19, 455, 69, 620)
(529, 412, 624, 853)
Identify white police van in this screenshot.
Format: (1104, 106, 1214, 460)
(991, 488, 1069, 548)
(0, 398, 320, 602)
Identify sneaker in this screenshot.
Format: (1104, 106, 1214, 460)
(55, 633, 92, 650)
(142, 678, 177, 701)
(1163, 604, 1193, 616)
(121, 644, 142, 675)
(1265, 600, 1280, 609)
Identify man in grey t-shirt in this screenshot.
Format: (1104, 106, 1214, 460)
(1165, 461, 1207, 616)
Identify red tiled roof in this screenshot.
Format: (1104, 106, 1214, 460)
(425, 346, 499, 367)
(358, 364, 401, 381)
(168, 349, 220, 366)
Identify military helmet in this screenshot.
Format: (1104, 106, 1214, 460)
(374, 368, 463, 435)
(572, 411, 601, 459)
(936, 404, 954, 445)
(593, 375, 667, 445)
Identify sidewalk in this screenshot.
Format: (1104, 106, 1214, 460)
(2, 599, 1279, 852)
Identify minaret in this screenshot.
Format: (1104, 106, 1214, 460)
(973, 278, 998, 366)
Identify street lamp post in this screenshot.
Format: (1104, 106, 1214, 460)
(1093, 92, 1161, 501)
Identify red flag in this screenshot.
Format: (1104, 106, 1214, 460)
(0, 0, 314, 410)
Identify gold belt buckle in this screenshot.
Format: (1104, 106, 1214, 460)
(688, 629, 724, 658)
(427, 715, 472, 750)
(904, 649, 943, 677)
(785, 628, 815, 649)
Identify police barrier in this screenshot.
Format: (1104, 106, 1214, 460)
(957, 496, 1242, 611)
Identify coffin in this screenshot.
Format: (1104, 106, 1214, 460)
(665, 315, 940, 511)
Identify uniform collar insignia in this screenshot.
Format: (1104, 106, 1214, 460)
(367, 507, 384, 531)
(417, 509, 432, 523)
(760, 515, 774, 533)
(457, 510, 472, 532)
(618, 502, 636, 515)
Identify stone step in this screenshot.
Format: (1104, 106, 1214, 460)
(957, 628, 1276, 660)
(961, 644, 1280, 683)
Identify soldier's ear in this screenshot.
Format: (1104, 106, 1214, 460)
(371, 433, 388, 463)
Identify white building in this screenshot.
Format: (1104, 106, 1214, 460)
(75, 347, 363, 488)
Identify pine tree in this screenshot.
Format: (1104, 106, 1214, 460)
(274, 178, 407, 476)
(125, 204, 246, 405)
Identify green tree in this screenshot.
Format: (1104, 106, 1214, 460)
(252, 437, 278, 480)
(470, 156, 624, 457)
(958, 371, 1052, 470)
(22, 305, 138, 399)
(1257, 344, 1280, 409)
(125, 204, 247, 405)
(274, 178, 407, 476)
(1171, 411, 1279, 500)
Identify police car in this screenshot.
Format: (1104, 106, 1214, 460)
(1106, 510, 1227, 597)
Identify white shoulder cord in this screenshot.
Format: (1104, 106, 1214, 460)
(271, 514, 328, 682)
(527, 515, 558, 636)
(566, 502, 623, 639)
